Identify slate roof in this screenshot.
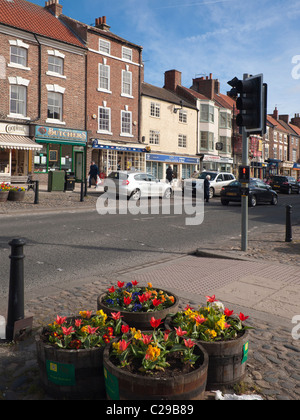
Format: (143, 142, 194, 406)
(142, 82, 197, 109)
(0, 0, 85, 48)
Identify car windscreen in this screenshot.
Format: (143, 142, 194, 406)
(198, 172, 218, 180)
(272, 176, 287, 182)
(107, 172, 128, 180)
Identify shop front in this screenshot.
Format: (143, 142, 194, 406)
(91, 140, 147, 177)
(34, 126, 87, 182)
(292, 162, 300, 179)
(0, 123, 42, 182)
(201, 154, 233, 173)
(145, 153, 200, 181)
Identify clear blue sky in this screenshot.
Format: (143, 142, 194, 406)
(31, 0, 300, 118)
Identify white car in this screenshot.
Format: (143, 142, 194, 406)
(183, 171, 236, 199)
(103, 171, 173, 200)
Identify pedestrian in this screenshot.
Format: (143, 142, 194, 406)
(204, 174, 211, 203)
(88, 161, 99, 188)
(166, 165, 173, 183)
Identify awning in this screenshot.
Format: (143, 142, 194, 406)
(0, 134, 43, 150)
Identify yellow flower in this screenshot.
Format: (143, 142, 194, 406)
(147, 282, 153, 288)
(206, 329, 217, 339)
(81, 326, 89, 333)
(96, 310, 107, 322)
(217, 315, 226, 330)
(134, 330, 142, 340)
(168, 296, 175, 303)
(146, 344, 160, 361)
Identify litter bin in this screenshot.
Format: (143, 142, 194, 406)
(65, 172, 76, 192)
(48, 171, 65, 192)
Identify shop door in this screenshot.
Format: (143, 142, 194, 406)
(75, 152, 83, 181)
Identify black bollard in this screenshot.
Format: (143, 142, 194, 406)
(34, 180, 39, 205)
(285, 205, 292, 243)
(84, 178, 87, 197)
(6, 239, 26, 342)
(80, 181, 84, 202)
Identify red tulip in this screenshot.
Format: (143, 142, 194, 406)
(118, 339, 130, 352)
(174, 326, 187, 337)
(224, 308, 234, 317)
(108, 286, 116, 293)
(61, 326, 75, 336)
(206, 295, 218, 303)
(150, 317, 162, 329)
(184, 339, 196, 349)
(117, 281, 125, 288)
(132, 280, 139, 286)
(121, 325, 130, 334)
(195, 315, 206, 325)
(111, 312, 123, 320)
(86, 326, 99, 335)
(124, 296, 132, 305)
(239, 313, 249, 322)
(142, 334, 153, 345)
(55, 315, 67, 326)
(152, 298, 162, 307)
(75, 319, 83, 328)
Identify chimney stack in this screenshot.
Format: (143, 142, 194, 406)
(45, 0, 63, 17)
(273, 107, 279, 120)
(95, 16, 110, 31)
(191, 73, 218, 100)
(291, 113, 300, 128)
(279, 114, 289, 124)
(164, 70, 182, 92)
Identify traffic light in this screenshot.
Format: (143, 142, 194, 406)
(239, 165, 250, 183)
(228, 74, 267, 134)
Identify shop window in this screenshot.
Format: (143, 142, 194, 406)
(48, 144, 60, 171)
(0, 150, 10, 174)
(61, 145, 73, 171)
(34, 144, 47, 173)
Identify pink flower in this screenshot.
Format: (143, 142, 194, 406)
(142, 334, 153, 345)
(174, 326, 187, 337)
(55, 315, 67, 326)
(75, 319, 83, 328)
(61, 326, 75, 336)
(86, 326, 99, 335)
(184, 339, 196, 349)
(164, 330, 170, 342)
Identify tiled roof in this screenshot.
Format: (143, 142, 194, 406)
(289, 123, 300, 136)
(267, 115, 289, 133)
(142, 83, 197, 109)
(0, 0, 85, 48)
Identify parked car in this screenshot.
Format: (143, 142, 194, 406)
(183, 171, 236, 199)
(270, 176, 300, 194)
(220, 178, 278, 207)
(103, 171, 172, 200)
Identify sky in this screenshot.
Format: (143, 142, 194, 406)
(31, 0, 300, 118)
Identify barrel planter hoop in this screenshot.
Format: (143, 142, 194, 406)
(0, 191, 9, 202)
(103, 340, 208, 400)
(97, 289, 179, 330)
(8, 190, 26, 202)
(199, 330, 250, 390)
(36, 336, 106, 400)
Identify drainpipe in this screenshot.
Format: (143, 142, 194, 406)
(32, 34, 42, 122)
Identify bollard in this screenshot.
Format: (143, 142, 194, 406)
(84, 178, 87, 197)
(34, 180, 39, 205)
(6, 239, 26, 342)
(80, 181, 84, 202)
(285, 205, 292, 243)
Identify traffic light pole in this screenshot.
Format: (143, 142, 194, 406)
(241, 126, 248, 251)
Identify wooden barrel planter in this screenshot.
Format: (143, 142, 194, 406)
(103, 339, 208, 400)
(8, 190, 25, 202)
(97, 289, 179, 330)
(0, 191, 9, 202)
(165, 316, 250, 390)
(36, 335, 106, 400)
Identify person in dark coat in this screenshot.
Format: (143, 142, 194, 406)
(88, 161, 99, 188)
(166, 166, 173, 183)
(204, 175, 211, 203)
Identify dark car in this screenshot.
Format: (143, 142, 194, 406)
(270, 176, 300, 194)
(220, 179, 278, 207)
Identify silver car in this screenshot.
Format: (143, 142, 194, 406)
(183, 171, 236, 199)
(103, 171, 173, 200)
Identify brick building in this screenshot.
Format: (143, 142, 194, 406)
(0, 0, 87, 185)
(62, 14, 144, 177)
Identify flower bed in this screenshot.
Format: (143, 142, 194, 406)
(97, 282, 179, 330)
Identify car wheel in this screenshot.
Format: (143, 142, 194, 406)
(271, 195, 278, 205)
(209, 187, 214, 199)
(221, 199, 229, 206)
(163, 188, 172, 199)
(130, 189, 141, 201)
(249, 195, 257, 207)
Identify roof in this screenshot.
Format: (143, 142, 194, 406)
(142, 82, 197, 109)
(267, 115, 289, 133)
(0, 0, 85, 48)
(288, 122, 300, 137)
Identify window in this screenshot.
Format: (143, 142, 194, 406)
(219, 136, 231, 154)
(98, 106, 111, 133)
(200, 132, 214, 150)
(150, 102, 160, 118)
(122, 47, 132, 61)
(178, 134, 187, 148)
(10, 46, 27, 67)
(99, 63, 110, 91)
(179, 110, 187, 123)
(48, 92, 63, 121)
(121, 110, 132, 135)
(48, 55, 64, 75)
(99, 39, 110, 54)
(149, 130, 160, 145)
(200, 104, 214, 123)
(219, 112, 232, 128)
(122, 69, 132, 96)
(10, 85, 27, 116)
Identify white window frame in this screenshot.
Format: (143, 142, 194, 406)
(99, 39, 111, 55)
(179, 109, 187, 123)
(46, 50, 66, 79)
(149, 130, 160, 145)
(8, 76, 30, 119)
(8, 39, 30, 71)
(122, 47, 132, 61)
(98, 61, 111, 93)
(120, 110, 133, 137)
(121, 67, 133, 98)
(98, 105, 112, 134)
(150, 102, 160, 118)
(178, 134, 187, 148)
(46, 84, 65, 125)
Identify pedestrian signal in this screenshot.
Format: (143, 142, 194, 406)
(239, 166, 250, 183)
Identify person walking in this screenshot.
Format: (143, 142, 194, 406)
(166, 165, 173, 184)
(204, 174, 211, 203)
(88, 161, 99, 188)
